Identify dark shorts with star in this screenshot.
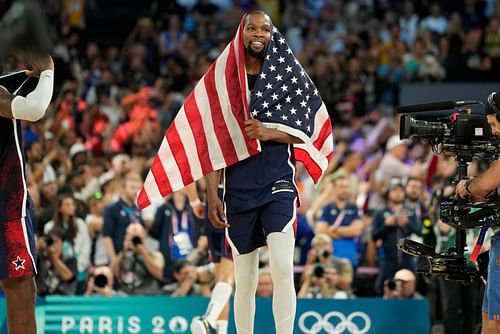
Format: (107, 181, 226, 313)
(0, 210, 36, 280)
(226, 194, 297, 255)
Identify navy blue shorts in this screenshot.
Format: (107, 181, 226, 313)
(204, 218, 231, 263)
(483, 231, 500, 320)
(226, 196, 297, 255)
(0, 210, 36, 280)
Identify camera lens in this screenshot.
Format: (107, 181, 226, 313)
(44, 235, 54, 247)
(313, 265, 324, 278)
(132, 236, 142, 246)
(94, 274, 108, 288)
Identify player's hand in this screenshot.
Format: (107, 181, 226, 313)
(26, 55, 54, 77)
(455, 179, 471, 200)
(244, 119, 273, 141)
(207, 196, 229, 228)
(191, 203, 205, 219)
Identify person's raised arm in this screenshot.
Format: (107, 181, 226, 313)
(1, 55, 54, 121)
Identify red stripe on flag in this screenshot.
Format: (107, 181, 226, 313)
(313, 120, 332, 150)
(225, 43, 260, 155)
(236, 28, 249, 116)
(137, 187, 151, 209)
(204, 65, 239, 165)
(151, 153, 172, 197)
(183, 93, 214, 175)
(294, 147, 323, 183)
(166, 121, 194, 186)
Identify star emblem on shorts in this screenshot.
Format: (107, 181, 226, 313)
(12, 256, 25, 270)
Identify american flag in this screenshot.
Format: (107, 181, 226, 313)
(137, 12, 333, 209)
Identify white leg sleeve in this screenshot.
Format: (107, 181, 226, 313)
(205, 282, 232, 326)
(11, 69, 53, 122)
(267, 225, 296, 334)
(233, 249, 259, 334)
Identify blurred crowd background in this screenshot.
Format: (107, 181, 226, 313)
(3, 0, 499, 333)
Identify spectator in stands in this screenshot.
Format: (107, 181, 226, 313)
(84, 266, 117, 297)
(36, 227, 78, 296)
(372, 178, 421, 295)
(86, 192, 108, 266)
(44, 193, 91, 291)
(316, 175, 364, 268)
(256, 269, 273, 298)
(102, 172, 144, 263)
(111, 223, 164, 295)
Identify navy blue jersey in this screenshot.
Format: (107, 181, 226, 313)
(0, 72, 37, 223)
(223, 140, 296, 212)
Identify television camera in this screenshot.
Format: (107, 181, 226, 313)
(396, 99, 500, 284)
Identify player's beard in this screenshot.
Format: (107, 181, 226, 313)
(245, 43, 267, 59)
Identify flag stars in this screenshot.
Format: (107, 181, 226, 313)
(262, 101, 269, 109)
(300, 100, 307, 108)
(305, 113, 309, 120)
(265, 111, 273, 117)
(252, 109, 259, 117)
(314, 89, 319, 96)
(269, 64, 276, 71)
(278, 56, 285, 63)
(260, 73, 267, 79)
(290, 107, 297, 115)
(256, 91, 263, 98)
(275, 103, 282, 111)
(281, 114, 288, 121)
(306, 125, 311, 132)
(287, 48, 292, 54)
(279, 37, 285, 44)
(273, 47, 277, 53)
(305, 82, 310, 89)
(275, 74, 283, 81)
(301, 69, 306, 76)
(306, 95, 310, 101)
(291, 76, 298, 84)
(295, 59, 300, 65)
(295, 88, 303, 96)
(296, 119, 302, 127)
(266, 83, 273, 90)
(266, 55, 271, 60)
(285, 66, 292, 73)
(307, 107, 311, 113)
(271, 93, 279, 100)
(285, 96, 292, 103)
(281, 85, 288, 92)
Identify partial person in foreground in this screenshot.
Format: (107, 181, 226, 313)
(0, 55, 54, 333)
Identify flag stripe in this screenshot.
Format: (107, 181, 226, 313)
(294, 147, 322, 182)
(151, 147, 172, 197)
(166, 121, 194, 186)
(182, 99, 213, 176)
(158, 137, 184, 190)
(204, 63, 239, 165)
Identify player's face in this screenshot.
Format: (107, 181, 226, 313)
(243, 13, 271, 59)
(487, 114, 500, 136)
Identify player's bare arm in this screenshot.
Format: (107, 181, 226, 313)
(244, 118, 303, 144)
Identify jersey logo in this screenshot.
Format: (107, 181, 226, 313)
(12, 256, 25, 270)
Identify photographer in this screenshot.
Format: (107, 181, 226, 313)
(455, 91, 500, 334)
(84, 266, 116, 297)
(383, 269, 423, 299)
(298, 234, 353, 295)
(110, 223, 164, 295)
(35, 227, 78, 296)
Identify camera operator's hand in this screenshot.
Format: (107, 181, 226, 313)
(305, 249, 319, 265)
(385, 215, 397, 227)
(47, 239, 62, 259)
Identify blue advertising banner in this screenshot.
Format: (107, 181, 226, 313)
(0, 296, 429, 333)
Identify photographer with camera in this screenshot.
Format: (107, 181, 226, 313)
(110, 223, 164, 295)
(383, 269, 423, 299)
(298, 233, 353, 298)
(84, 266, 116, 297)
(35, 227, 78, 296)
(372, 178, 421, 296)
(455, 92, 500, 334)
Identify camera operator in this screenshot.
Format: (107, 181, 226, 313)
(84, 266, 117, 297)
(455, 91, 500, 334)
(110, 223, 164, 295)
(35, 227, 78, 296)
(383, 269, 423, 299)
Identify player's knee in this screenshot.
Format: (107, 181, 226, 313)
(1, 275, 35, 294)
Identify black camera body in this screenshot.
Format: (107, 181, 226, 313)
(131, 236, 142, 246)
(397, 103, 500, 284)
(94, 274, 108, 288)
(44, 235, 54, 247)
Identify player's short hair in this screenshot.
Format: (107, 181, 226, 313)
(243, 10, 271, 27)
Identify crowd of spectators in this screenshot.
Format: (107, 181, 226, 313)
(5, 0, 499, 332)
